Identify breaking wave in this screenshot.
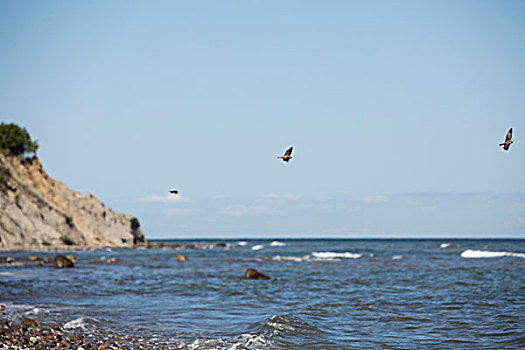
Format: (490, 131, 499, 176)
(312, 251, 362, 259)
(460, 249, 525, 259)
(270, 241, 287, 247)
(63, 317, 100, 330)
(272, 251, 362, 262)
(179, 314, 322, 349)
(181, 333, 271, 350)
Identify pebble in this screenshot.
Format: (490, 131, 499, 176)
(0, 317, 179, 350)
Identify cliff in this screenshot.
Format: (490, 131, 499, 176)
(0, 153, 146, 249)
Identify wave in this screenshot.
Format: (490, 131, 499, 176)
(460, 249, 525, 259)
(273, 255, 310, 262)
(440, 243, 452, 248)
(272, 252, 363, 262)
(179, 330, 272, 350)
(25, 307, 46, 315)
(237, 241, 248, 246)
(270, 241, 287, 247)
(311, 251, 362, 259)
(174, 314, 325, 349)
(251, 245, 264, 251)
(63, 317, 100, 330)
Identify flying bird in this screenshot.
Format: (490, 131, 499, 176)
(278, 146, 293, 163)
(169, 190, 179, 195)
(499, 128, 513, 151)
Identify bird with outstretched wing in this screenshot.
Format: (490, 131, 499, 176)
(278, 146, 293, 163)
(499, 128, 513, 151)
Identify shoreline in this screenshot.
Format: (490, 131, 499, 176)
(0, 241, 213, 253)
(0, 317, 174, 350)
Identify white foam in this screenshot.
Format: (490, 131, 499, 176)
(238, 333, 270, 347)
(270, 241, 286, 247)
(272, 252, 363, 262)
(237, 241, 248, 246)
(440, 243, 452, 248)
(251, 245, 264, 250)
(273, 255, 309, 262)
(311, 251, 362, 259)
(184, 333, 271, 350)
(392, 255, 403, 260)
(460, 249, 525, 259)
(63, 317, 98, 330)
(25, 307, 43, 315)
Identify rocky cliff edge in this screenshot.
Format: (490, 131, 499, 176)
(0, 153, 146, 250)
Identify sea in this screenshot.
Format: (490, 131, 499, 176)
(1, 239, 524, 349)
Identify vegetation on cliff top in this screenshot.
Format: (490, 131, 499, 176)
(0, 122, 38, 157)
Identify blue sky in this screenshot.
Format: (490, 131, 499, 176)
(1, 1, 524, 238)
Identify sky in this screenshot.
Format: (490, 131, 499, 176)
(1, 1, 524, 238)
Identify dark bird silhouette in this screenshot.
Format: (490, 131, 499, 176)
(499, 128, 513, 151)
(278, 146, 293, 163)
(169, 190, 179, 195)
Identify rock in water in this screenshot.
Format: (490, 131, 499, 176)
(21, 318, 38, 327)
(244, 268, 271, 280)
(175, 254, 188, 262)
(53, 254, 74, 268)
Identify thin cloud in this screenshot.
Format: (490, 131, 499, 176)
(162, 208, 196, 216)
(260, 193, 301, 202)
(221, 205, 270, 216)
(142, 194, 189, 203)
(358, 195, 389, 204)
(221, 206, 244, 216)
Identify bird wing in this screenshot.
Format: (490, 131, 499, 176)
(284, 147, 293, 157)
(506, 128, 513, 142)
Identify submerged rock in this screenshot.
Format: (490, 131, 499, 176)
(175, 254, 188, 262)
(244, 268, 271, 280)
(53, 254, 74, 268)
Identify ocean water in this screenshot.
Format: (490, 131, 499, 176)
(1, 239, 524, 349)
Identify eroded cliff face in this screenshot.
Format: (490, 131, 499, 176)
(0, 153, 146, 249)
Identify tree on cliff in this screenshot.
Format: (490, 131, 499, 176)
(0, 123, 38, 156)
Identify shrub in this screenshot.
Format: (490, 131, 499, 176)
(0, 123, 38, 156)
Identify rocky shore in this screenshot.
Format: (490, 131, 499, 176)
(0, 317, 177, 350)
